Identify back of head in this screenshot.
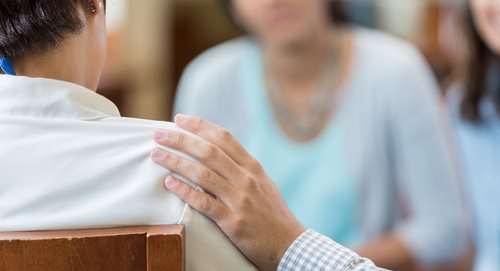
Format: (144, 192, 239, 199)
(0, 0, 88, 59)
(0, 0, 107, 91)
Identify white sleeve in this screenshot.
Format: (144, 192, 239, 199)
(0, 119, 257, 271)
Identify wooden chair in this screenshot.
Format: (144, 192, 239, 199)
(0, 225, 184, 271)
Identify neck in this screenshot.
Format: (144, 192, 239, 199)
(12, 35, 96, 91)
(264, 27, 339, 86)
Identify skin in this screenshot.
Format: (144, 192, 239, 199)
(12, 0, 107, 91)
(470, 0, 500, 55)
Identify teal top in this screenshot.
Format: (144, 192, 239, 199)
(238, 42, 360, 246)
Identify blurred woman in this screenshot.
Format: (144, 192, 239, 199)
(445, 0, 500, 270)
(174, 0, 467, 269)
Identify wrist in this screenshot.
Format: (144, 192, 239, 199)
(271, 224, 306, 271)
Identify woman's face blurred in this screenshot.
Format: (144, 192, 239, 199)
(231, 0, 330, 48)
(470, 0, 500, 55)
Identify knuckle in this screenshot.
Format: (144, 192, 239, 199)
(201, 144, 218, 160)
(190, 117, 204, 131)
(200, 196, 214, 213)
(216, 128, 232, 143)
(199, 167, 212, 180)
(249, 159, 264, 174)
(175, 133, 185, 146)
(243, 157, 261, 172)
(241, 173, 255, 186)
(197, 118, 205, 129)
(243, 174, 258, 192)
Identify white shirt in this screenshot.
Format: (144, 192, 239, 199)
(0, 75, 256, 271)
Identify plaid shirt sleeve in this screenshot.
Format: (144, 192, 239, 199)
(277, 229, 388, 271)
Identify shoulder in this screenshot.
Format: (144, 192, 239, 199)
(181, 37, 252, 85)
(347, 28, 443, 131)
(351, 28, 439, 102)
(353, 27, 426, 71)
(174, 38, 254, 122)
(98, 117, 185, 135)
(351, 27, 433, 91)
(93, 117, 197, 164)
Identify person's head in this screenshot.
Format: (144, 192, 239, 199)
(0, 0, 107, 90)
(460, 0, 500, 122)
(220, 0, 347, 50)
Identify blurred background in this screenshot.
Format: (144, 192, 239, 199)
(100, 0, 460, 120)
(97, 1, 499, 270)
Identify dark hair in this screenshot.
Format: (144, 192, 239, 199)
(460, 2, 500, 123)
(0, 0, 103, 59)
(219, 0, 350, 31)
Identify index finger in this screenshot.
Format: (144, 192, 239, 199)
(173, 114, 255, 168)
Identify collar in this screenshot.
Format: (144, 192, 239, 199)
(0, 75, 120, 120)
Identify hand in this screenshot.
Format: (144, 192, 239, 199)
(151, 114, 305, 271)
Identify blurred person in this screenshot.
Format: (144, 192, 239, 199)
(444, 0, 500, 270)
(0, 1, 257, 270)
(174, 0, 468, 269)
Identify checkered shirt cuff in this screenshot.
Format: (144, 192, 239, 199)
(277, 229, 386, 271)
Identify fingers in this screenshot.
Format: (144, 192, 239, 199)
(153, 128, 242, 181)
(151, 148, 236, 204)
(164, 176, 229, 221)
(173, 114, 255, 168)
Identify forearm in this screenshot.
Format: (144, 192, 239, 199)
(357, 233, 415, 270)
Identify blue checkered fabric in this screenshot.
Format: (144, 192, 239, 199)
(277, 229, 389, 271)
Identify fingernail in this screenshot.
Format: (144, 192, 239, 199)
(154, 130, 169, 142)
(165, 176, 179, 189)
(175, 114, 188, 125)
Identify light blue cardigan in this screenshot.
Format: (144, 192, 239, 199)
(450, 81, 500, 271)
(174, 28, 468, 264)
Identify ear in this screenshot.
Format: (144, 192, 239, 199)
(84, 0, 104, 15)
